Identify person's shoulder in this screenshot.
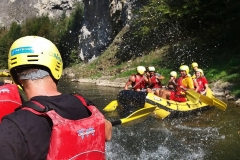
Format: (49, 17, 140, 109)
(187, 76, 193, 79)
(2, 109, 38, 128)
(129, 74, 136, 80)
(202, 76, 208, 81)
(5, 108, 35, 118)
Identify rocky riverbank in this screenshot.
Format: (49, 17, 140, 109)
(70, 76, 127, 88)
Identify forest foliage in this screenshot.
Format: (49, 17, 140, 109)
(117, 0, 240, 66)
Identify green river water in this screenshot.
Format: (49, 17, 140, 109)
(3, 77, 239, 160)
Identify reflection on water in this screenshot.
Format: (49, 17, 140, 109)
(2, 77, 239, 160)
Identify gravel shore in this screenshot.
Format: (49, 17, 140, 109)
(70, 76, 127, 88)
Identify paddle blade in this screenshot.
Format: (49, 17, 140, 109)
(121, 106, 156, 126)
(186, 89, 199, 103)
(111, 106, 156, 126)
(144, 103, 170, 119)
(199, 95, 214, 106)
(103, 100, 118, 111)
(212, 96, 227, 111)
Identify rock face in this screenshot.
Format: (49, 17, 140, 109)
(0, 0, 134, 61)
(0, 0, 81, 27)
(79, 0, 134, 61)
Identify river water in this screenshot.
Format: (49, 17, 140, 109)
(5, 77, 239, 160)
(56, 79, 240, 160)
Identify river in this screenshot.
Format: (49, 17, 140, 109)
(56, 79, 240, 160)
(4, 77, 239, 160)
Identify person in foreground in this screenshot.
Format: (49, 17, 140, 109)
(0, 36, 112, 160)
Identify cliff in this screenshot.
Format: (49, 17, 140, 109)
(0, 0, 134, 62)
(79, 0, 135, 61)
(0, 0, 81, 27)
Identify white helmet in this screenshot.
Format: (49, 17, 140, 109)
(148, 66, 155, 72)
(170, 71, 177, 78)
(137, 66, 146, 75)
(195, 68, 204, 76)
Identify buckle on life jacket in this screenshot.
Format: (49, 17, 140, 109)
(17, 101, 52, 113)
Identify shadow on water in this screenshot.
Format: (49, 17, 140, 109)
(10, 77, 239, 160)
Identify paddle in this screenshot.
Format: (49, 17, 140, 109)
(111, 106, 156, 126)
(186, 89, 214, 106)
(144, 102, 170, 119)
(211, 96, 227, 111)
(186, 89, 200, 103)
(186, 89, 226, 111)
(103, 100, 118, 111)
(206, 89, 227, 111)
(145, 92, 171, 119)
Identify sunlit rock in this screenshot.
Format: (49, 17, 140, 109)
(0, 0, 82, 27)
(236, 99, 240, 107)
(211, 80, 233, 97)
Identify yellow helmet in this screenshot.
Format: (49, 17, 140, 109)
(179, 65, 189, 74)
(195, 68, 204, 76)
(8, 36, 63, 85)
(191, 62, 198, 68)
(136, 66, 146, 75)
(170, 71, 177, 78)
(148, 66, 155, 72)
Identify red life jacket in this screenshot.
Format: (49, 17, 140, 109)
(21, 94, 105, 160)
(196, 77, 208, 93)
(169, 77, 187, 102)
(132, 74, 146, 90)
(0, 84, 22, 121)
(149, 75, 162, 88)
(175, 77, 184, 93)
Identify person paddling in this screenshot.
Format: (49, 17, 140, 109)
(0, 36, 112, 160)
(124, 66, 149, 91)
(160, 65, 195, 102)
(146, 66, 165, 96)
(167, 71, 178, 91)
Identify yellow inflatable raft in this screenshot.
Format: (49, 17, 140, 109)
(104, 89, 227, 119)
